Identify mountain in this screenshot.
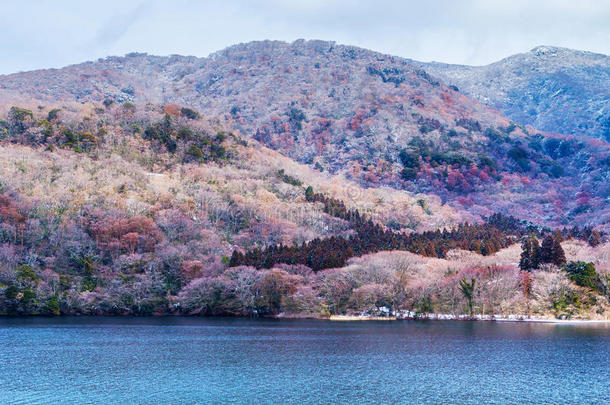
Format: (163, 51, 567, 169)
(0, 40, 608, 228)
(0, 102, 607, 318)
(413, 46, 610, 141)
(0, 41, 608, 319)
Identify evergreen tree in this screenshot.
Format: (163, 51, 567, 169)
(519, 237, 533, 271)
(304, 186, 314, 202)
(564, 261, 599, 291)
(551, 237, 566, 266)
(540, 234, 566, 266)
(539, 234, 554, 264)
(519, 234, 540, 271)
(530, 234, 540, 269)
(588, 230, 602, 247)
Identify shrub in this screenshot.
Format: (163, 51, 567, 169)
(400, 167, 417, 181)
(288, 107, 306, 131)
(180, 107, 200, 120)
(508, 146, 530, 171)
(186, 145, 204, 160)
(47, 108, 61, 121)
(398, 149, 420, 169)
(17, 264, 39, 282)
(564, 261, 600, 291)
(277, 169, 302, 186)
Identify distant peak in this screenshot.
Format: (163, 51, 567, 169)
(527, 45, 609, 58)
(529, 45, 563, 56)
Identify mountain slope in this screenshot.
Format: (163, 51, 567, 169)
(0, 40, 608, 228)
(414, 46, 610, 141)
(1, 102, 607, 318)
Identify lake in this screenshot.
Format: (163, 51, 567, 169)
(0, 317, 608, 404)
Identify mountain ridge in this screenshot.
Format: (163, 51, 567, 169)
(0, 40, 607, 229)
(413, 45, 610, 140)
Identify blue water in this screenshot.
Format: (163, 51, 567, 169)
(0, 318, 608, 404)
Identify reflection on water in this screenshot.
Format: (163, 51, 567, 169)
(1, 317, 608, 404)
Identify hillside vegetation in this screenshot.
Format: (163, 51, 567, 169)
(415, 46, 610, 141)
(0, 103, 607, 319)
(1, 40, 608, 228)
(0, 40, 607, 319)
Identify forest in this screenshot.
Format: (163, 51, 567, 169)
(230, 188, 603, 272)
(0, 102, 608, 319)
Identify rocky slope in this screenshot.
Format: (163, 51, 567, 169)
(414, 46, 610, 141)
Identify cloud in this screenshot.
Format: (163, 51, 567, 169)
(91, 2, 150, 48)
(0, 0, 608, 74)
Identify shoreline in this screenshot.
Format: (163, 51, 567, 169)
(1, 313, 609, 324)
(319, 314, 610, 324)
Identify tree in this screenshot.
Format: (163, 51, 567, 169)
(459, 278, 476, 317)
(564, 262, 600, 291)
(305, 186, 314, 201)
(530, 236, 541, 269)
(588, 230, 602, 247)
(180, 107, 200, 120)
(8, 106, 34, 133)
(521, 271, 532, 316)
(519, 235, 539, 271)
(519, 238, 532, 271)
(551, 236, 566, 266)
(540, 234, 566, 266)
(540, 235, 553, 264)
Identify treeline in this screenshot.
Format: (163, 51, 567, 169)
(519, 233, 566, 271)
(230, 187, 517, 271)
(0, 105, 234, 164)
(487, 212, 605, 246)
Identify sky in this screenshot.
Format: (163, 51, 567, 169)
(1, 0, 609, 74)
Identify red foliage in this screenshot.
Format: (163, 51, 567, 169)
(0, 194, 26, 244)
(456, 196, 474, 207)
(478, 170, 490, 182)
(163, 104, 182, 116)
(85, 212, 163, 254)
(0, 195, 25, 225)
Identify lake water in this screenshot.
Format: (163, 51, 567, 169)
(0, 317, 608, 404)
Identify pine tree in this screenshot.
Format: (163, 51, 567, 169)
(588, 230, 602, 247)
(539, 234, 554, 264)
(519, 237, 532, 271)
(551, 237, 566, 266)
(530, 235, 540, 269)
(304, 186, 314, 202)
(540, 234, 566, 266)
(519, 234, 540, 271)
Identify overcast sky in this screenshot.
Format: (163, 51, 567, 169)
(1, 0, 609, 74)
